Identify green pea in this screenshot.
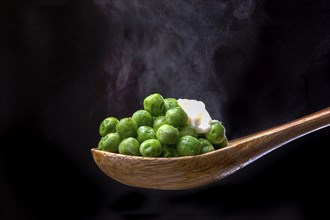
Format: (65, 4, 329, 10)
(116, 117, 137, 139)
(177, 135, 201, 156)
(164, 98, 179, 112)
(153, 115, 167, 131)
(143, 93, 165, 117)
(137, 126, 156, 143)
(165, 107, 188, 127)
(156, 124, 180, 145)
(178, 125, 198, 138)
(99, 117, 119, 137)
(213, 136, 228, 149)
(139, 139, 163, 157)
(118, 137, 140, 156)
(96, 93, 229, 158)
(205, 120, 225, 145)
(199, 138, 215, 154)
(132, 110, 153, 127)
(98, 133, 122, 153)
(161, 145, 180, 158)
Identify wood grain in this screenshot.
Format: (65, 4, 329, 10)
(92, 107, 330, 190)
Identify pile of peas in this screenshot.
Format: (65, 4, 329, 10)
(97, 93, 228, 157)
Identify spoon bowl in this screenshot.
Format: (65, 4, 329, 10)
(92, 107, 329, 190)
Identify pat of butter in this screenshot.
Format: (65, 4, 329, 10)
(178, 99, 212, 133)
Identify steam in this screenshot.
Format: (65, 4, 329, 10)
(96, 0, 260, 119)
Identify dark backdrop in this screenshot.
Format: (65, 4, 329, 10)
(1, 0, 329, 220)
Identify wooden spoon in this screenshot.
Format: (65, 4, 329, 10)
(91, 107, 330, 190)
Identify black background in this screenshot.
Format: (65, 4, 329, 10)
(1, 0, 329, 220)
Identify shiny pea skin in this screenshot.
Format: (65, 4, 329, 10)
(177, 135, 201, 156)
(139, 139, 163, 157)
(99, 117, 119, 137)
(143, 93, 165, 117)
(153, 115, 167, 131)
(118, 137, 140, 156)
(156, 124, 180, 145)
(205, 120, 225, 145)
(179, 125, 198, 138)
(165, 107, 188, 127)
(137, 126, 156, 143)
(98, 133, 122, 153)
(164, 98, 179, 112)
(214, 136, 228, 149)
(199, 138, 215, 154)
(116, 117, 137, 139)
(132, 110, 153, 127)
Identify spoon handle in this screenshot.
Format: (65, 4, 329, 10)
(230, 107, 330, 160)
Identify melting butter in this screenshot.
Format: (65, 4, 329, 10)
(178, 99, 212, 134)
